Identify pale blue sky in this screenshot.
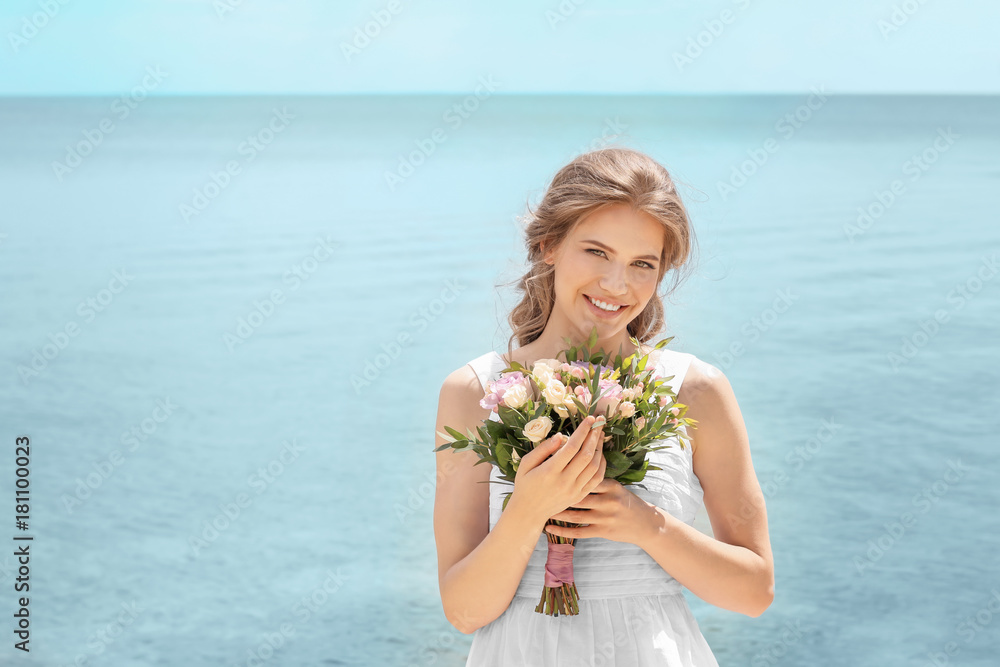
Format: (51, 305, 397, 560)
(1, 0, 997, 95)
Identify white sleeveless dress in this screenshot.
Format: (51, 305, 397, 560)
(463, 348, 720, 667)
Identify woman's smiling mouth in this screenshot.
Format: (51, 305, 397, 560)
(584, 294, 627, 317)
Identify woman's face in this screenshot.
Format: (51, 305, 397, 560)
(543, 203, 664, 343)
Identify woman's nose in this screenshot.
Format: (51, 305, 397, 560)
(598, 264, 628, 294)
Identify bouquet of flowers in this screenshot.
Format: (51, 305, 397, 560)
(436, 327, 696, 616)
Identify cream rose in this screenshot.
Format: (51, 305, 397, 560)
(537, 358, 564, 372)
(511, 448, 522, 471)
(503, 382, 530, 409)
(523, 416, 554, 444)
(541, 378, 568, 406)
(531, 362, 555, 387)
(617, 401, 636, 418)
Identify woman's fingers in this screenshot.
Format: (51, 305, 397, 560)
(548, 415, 596, 469)
(516, 432, 565, 474)
(577, 429, 607, 488)
(565, 416, 604, 480)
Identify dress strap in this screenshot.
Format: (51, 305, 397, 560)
(466, 351, 502, 396)
(655, 349, 697, 396)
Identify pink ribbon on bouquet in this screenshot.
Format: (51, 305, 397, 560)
(543, 542, 576, 587)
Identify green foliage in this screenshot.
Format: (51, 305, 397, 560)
(437, 326, 695, 495)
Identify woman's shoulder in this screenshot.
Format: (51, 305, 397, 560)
(440, 351, 500, 406)
(674, 352, 732, 409)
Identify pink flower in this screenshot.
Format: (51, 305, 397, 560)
(480, 371, 526, 412)
(594, 378, 624, 417)
(573, 385, 592, 409)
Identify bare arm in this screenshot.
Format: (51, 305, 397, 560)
(432, 366, 548, 634)
(634, 359, 775, 617)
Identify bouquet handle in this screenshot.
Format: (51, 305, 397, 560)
(535, 519, 581, 616)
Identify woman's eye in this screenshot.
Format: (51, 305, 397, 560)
(588, 248, 655, 270)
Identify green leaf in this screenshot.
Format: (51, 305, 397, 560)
(604, 450, 632, 471)
(496, 442, 511, 471)
(616, 466, 648, 484)
(442, 425, 466, 441)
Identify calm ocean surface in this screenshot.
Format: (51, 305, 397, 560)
(0, 95, 998, 666)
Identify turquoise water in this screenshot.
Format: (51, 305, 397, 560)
(0, 95, 998, 666)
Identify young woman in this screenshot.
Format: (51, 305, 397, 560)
(433, 147, 774, 666)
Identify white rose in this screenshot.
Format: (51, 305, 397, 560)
(523, 416, 554, 444)
(531, 362, 554, 387)
(537, 358, 564, 371)
(563, 395, 579, 416)
(553, 404, 569, 419)
(503, 383, 530, 409)
(542, 378, 568, 406)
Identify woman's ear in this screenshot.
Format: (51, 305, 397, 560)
(541, 240, 554, 265)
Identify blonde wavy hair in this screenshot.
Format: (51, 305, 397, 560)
(502, 147, 699, 356)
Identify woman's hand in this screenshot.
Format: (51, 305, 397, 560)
(543, 477, 660, 545)
(507, 415, 609, 527)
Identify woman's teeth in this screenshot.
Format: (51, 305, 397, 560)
(587, 295, 623, 312)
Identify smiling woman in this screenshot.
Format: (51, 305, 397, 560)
(434, 147, 773, 666)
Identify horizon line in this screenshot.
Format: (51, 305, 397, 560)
(1, 91, 998, 98)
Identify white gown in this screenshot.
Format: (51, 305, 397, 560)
(463, 348, 721, 667)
